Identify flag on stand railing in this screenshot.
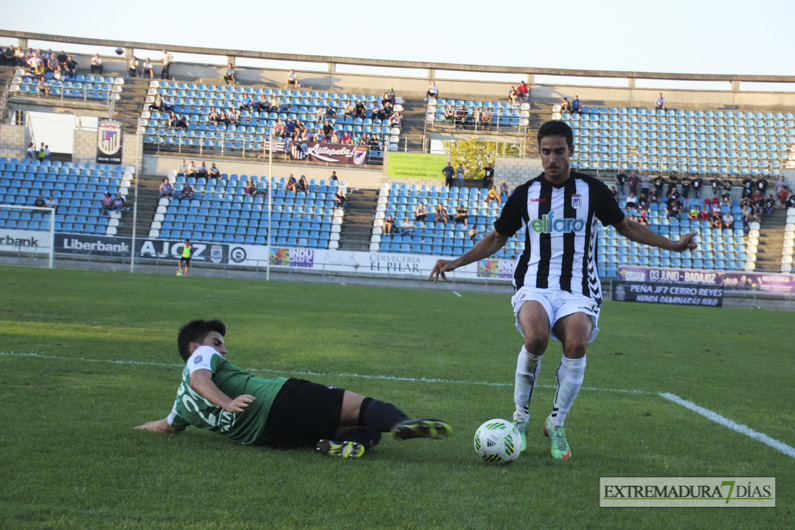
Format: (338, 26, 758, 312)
(263, 139, 285, 152)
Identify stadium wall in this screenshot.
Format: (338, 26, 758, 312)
(0, 123, 30, 160)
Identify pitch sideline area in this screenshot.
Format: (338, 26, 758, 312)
(3, 350, 792, 459)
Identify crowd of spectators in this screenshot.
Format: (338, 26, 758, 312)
(3, 47, 80, 89)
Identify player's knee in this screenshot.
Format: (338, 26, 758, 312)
(563, 338, 588, 358)
(524, 336, 548, 355)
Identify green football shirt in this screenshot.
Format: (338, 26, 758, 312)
(167, 346, 288, 445)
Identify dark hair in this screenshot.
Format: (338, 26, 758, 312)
(537, 120, 573, 147)
(177, 319, 226, 362)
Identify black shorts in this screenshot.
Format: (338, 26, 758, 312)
(179, 256, 191, 265)
(256, 378, 344, 448)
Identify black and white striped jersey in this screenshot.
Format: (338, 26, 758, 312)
(493, 171, 625, 303)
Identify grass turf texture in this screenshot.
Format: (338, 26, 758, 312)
(0, 265, 792, 528)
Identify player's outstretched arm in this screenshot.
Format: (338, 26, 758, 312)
(190, 369, 256, 413)
(614, 217, 698, 253)
(135, 417, 177, 433)
(429, 230, 509, 283)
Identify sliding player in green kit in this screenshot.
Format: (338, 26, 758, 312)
(136, 319, 451, 458)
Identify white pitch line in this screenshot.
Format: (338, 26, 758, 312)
(659, 392, 795, 460)
(452, 291, 462, 297)
(0, 351, 649, 393)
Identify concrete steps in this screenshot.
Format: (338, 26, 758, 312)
(114, 77, 151, 133)
(114, 173, 162, 239)
(755, 209, 788, 271)
(339, 188, 378, 251)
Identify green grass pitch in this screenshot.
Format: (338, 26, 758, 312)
(0, 266, 792, 528)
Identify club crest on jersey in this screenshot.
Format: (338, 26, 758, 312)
(571, 194, 582, 209)
(194, 355, 203, 364)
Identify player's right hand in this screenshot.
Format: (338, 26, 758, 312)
(225, 394, 255, 413)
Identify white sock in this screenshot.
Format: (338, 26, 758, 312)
(513, 346, 542, 422)
(550, 356, 586, 428)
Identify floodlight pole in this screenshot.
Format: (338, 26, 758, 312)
(130, 118, 142, 273)
(266, 129, 273, 282)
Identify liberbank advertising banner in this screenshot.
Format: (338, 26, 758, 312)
(0, 228, 51, 254)
(52, 234, 229, 263)
(386, 152, 447, 179)
(618, 266, 795, 295)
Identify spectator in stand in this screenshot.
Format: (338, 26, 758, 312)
(722, 211, 735, 230)
(208, 163, 220, 179)
(454, 204, 468, 227)
(240, 94, 253, 111)
(615, 170, 627, 196)
(487, 185, 501, 203)
(245, 177, 257, 196)
(101, 192, 113, 214)
(560, 97, 572, 112)
(340, 131, 353, 145)
(389, 111, 403, 129)
(286, 69, 301, 88)
(383, 215, 395, 236)
(178, 182, 194, 201)
(571, 95, 582, 115)
(482, 162, 495, 189)
(196, 162, 208, 179)
(710, 176, 722, 198)
(90, 53, 103, 75)
(151, 94, 166, 112)
(255, 94, 270, 113)
(626, 192, 638, 210)
(65, 55, 78, 78)
(435, 204, 448, 224)
(128, 56, 139, 77)
(779, 185, 791, 209)
(455, 163, 465, 187)
(335, 188, 348, 212)
(425, 81, 438, 102)
(517, 81, 529, 102)
(655, 93, 666, 110)
(610, 186, 618, 201)
(680, 174, 691, 199)
(400, 216, 414, 236)
(177, 159, 188, 177)
(441, 162, 455, 188)
(37, 143, 46, 163)
(688, 204, 700, 220)
(297, 175, 308, 192)
(667, 172, 679, 198)
(500, 181, 510, 200)
(227, 109, 240, 126)
(285, 174, 298, 193)
(354, 100, 366, 119)
(507, 86, 518, 105)
(639, 207, 650, 226)
(34, 194, 45, 207)
(224, 64, 236, 85)
(160, 50, 174, 79)
(665, 197, 683, 218)
(444, 105, 455, 123)
(37, 75, 49, 96)
(329, 171, 339, 182)
(691, 174, 703, 199)
(112, 191, 126, 212)
(764, 194, 776, 216)
(159, 178, 174, 199)
(415, 202, 427, 222)
(142, 58, 154, 79)
(628, 171, 640, 197)
(24, 142, 35, 160)
(481, 109, 493, 130)
(344, 101, 355, 116)
(45, 195, 57, 211)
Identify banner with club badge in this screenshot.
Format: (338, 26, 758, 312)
(289, 141, 368, 165)
(97, 119, 122, 164)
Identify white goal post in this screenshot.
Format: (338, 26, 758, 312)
(0, 204, 56, 268)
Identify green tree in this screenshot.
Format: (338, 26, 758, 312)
(442, 140, 521, 180)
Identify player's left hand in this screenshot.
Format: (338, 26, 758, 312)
(674, 231, 699, 252)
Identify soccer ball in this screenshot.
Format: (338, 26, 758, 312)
(474, 419, 522, 464)
(115, 48, 124, 56)
(176, 270, 183, 276)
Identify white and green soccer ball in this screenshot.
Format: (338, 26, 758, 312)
(176, 270, 183, 276)
(474, 419, 521, 464)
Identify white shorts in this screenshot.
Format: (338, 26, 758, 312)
(511, 287, 601, 343)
